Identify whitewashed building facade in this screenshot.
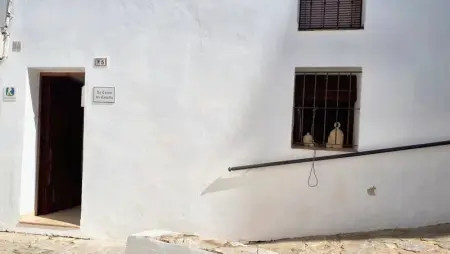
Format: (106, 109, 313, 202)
(1, 0, 450, 241)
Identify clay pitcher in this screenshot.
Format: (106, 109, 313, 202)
(326, 122, 344, 149)
(303, 132, 314, 147)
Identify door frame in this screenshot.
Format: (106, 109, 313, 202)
(34, 72, 86, 216)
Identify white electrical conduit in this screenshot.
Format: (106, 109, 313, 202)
(0, 0, 12, 61)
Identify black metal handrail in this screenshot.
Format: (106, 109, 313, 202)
(228, 140, 450, 172)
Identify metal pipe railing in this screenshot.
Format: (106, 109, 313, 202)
(228, 140, 450, 171)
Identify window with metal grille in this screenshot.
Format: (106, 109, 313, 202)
(298, 0, 363, 30)
(292, 71, 359, 149)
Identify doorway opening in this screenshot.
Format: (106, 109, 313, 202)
(20, 73, 85, 228)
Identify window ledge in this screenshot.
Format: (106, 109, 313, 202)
(297, 27, 364, 32)
(291, 145, 357, 153)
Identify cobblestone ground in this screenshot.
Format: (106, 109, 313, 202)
(0, 232, 125, 254)
(3, 224, 450, 253)
(256, 224, 450, 253)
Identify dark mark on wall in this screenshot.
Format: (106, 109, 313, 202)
(367, 186, 376, 196)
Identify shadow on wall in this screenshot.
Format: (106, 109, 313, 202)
(27, 69, 40, 127)
(200, 142, 450, 241)
(200, 2, 310, 239)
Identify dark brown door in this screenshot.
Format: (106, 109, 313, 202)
(37, 75, 84, 215)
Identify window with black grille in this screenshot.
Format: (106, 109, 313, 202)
(298, 0, 363, 30)
(292, 72, 359, 149)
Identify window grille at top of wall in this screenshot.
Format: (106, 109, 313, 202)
(298, 0, 363, 30)
(292, 72, 359, 149)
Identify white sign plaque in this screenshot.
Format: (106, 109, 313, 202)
(93, 87, 115, 104)
(3, 86, 16, 102)
(94, 57, 108, 67)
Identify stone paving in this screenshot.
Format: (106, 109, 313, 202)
(2, 224, 450, 253)
(255, 224, 450, 253)
(0, 232, 125, 253)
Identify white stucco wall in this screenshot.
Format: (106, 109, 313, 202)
(1, 0, 450, 240)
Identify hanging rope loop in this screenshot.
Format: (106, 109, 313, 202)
(308, 107, 319, 187)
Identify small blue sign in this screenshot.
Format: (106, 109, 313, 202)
(5, 87, 14, 97)
(3, 86, 16, 102)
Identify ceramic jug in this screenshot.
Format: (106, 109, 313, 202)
(326, 122, 344, 149)
(303, 132, 315, 147)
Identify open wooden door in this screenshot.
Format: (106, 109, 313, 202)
(37, 75, 84, 216)
(37, 76, 53, 215)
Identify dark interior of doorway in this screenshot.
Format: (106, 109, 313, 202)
(34, 73, 84, 228)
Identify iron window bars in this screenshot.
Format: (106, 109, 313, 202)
(298, 0, 363, 30)
(292, 72, 359, 149)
